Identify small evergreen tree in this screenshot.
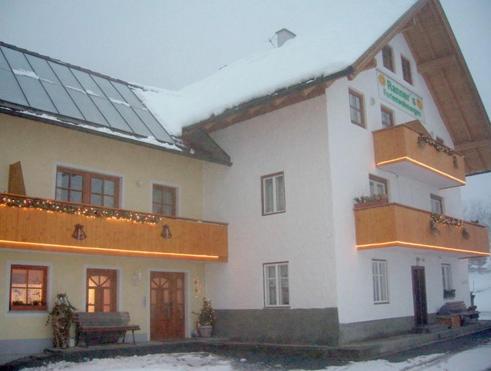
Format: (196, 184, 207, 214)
(198, 298, 216, 326)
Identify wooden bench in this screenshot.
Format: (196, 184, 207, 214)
(436, 301, 479, 328)
(74, 312, 140, 347)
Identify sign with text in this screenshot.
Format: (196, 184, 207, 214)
(377, 71, 424, 119)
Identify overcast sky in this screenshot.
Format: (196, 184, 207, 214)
(0, 0, 490, 201)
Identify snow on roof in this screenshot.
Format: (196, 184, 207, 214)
(136, 0, 416, 135)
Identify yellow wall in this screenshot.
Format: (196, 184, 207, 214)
(0, 114, 203, 219)
(0, 249, 205, 340)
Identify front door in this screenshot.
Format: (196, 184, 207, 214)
(150, 272, 185, 341)
(411, 266, 428, 326)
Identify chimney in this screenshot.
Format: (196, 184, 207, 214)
(274, 28, 296, 47)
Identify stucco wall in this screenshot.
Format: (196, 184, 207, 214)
(203, 95, 337, 310)
(325, 33, 469, 326)
(0, 249, 205, 345)
(0, 115, 204, 219)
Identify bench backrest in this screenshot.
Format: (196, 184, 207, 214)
(74, 312, 130, 326)
(437, 301, 467, 315)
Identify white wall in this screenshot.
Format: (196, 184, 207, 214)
(203, 96, 338, 310)
(326, 33, 469, 324)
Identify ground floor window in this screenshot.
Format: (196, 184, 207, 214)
(9, 265, 48, 311)
(263, 262, 289, 307)
(86, 268, 118, 312)
(442, 264, 454, 299)
(372, 259, 389, 304)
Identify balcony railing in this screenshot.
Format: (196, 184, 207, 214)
(373, 124, 466, 188)
(354, 203, 489, 256)
(0, 193, 228, 262)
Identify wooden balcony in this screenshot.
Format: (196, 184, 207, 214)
(373, 124, 466, 188)
(0, 193, 228, 262)
(354, 203, 489, 257)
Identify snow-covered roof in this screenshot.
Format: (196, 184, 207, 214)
(137, 0, 416, 134)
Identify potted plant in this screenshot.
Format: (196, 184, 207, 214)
(46, 293, 77, 348)
(353, 194, 388, 209)
(196, 298, 216, 338)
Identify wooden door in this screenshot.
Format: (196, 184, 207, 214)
(86, 269, 117, 312)
(150, 272, 185, 340)
(411, 266, 428, 326)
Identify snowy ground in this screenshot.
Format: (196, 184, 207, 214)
(470, 270, 491, 320)
(22, 342, 491, 371)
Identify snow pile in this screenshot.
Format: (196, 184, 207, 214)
(136, 1, 416, 135)
(470, 270, 491, 319)
(23, 352, 233, 371)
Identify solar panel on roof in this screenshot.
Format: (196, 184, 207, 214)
(0, 42, 175, 146)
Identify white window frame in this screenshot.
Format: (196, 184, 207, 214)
(369, 175, 388, 198)
(261, 172, 286, 215)
(372, 259, 389, 304)
(263, 262, 289, 307)
(442, 264, 453, 297)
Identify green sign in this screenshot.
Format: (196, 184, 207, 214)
(377, 71, 424, 119)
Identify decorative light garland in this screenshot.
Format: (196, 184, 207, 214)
(430, 213, 463, 227)
(417, 134, 459, 168)
(0, 194, 164, 224)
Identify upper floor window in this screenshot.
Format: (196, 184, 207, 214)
(10, 265, 48, 311)
(401, 56, 413, 84)
(372, 259, 389, 304)
(382, 46, 394, 72)
(349, 89, 365, 127)
(430, 194, 444, 214)
(264, 262, 289, 307)
(369, 175, 388, 198)
(261, 172, 286, 215)
(56, 167, 120, 208)
(381, 105, 394, 128)
(152, 184, 177, 216)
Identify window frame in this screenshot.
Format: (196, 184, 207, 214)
(348, 89, 366, 128)
(441, 263, 454, 299)
(430, 194, 444, 215)
(56, 166, 121, 208)
(382, 45, 394, 72)
(369, 174, 389, 199)
(261, 171, 286, 216)
(380, 105, 394, 128)
(152, 184, 177, 217)
(401, 55, 413, 85)
(372, 259, 389, 304)
(86, 268, 118, 313)
(263, 262, 290, 308)
(9, 264, 48, 312)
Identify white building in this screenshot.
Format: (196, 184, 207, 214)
(0, 0, 489, 353)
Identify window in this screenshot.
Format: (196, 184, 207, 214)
(441, 264, 454, 299)
(152, 185, 177, 216)
(369, 175, 388, 198)
(372, 260, 389, 304)
(430, 194, 444, 214)
(381, 105, 394, 128)
(261, 172, 286, 215)
(56, 167, 120, 208)
(349, 89, 365, 127)
(401, 56, 413, 84)
(9, 265, 48, 311)
(263, 262, 289, 307)
(86, 268, 117, 312)
(382, 46, 394, 72)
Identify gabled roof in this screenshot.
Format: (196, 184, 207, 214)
(139, 0, 490, 175)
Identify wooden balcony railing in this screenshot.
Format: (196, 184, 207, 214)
(0, 193, 227, 262)
(373, 124, 466, 188)
(354, 203, 489, 256)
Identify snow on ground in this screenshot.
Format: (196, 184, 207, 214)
(470, 270, 491, 320)
(22, 342, 491, 371)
